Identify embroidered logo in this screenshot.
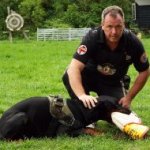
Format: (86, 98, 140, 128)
(97, 63, 116, 75)
(77, 45, 87, 55)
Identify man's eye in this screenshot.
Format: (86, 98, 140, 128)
(107, 26, 112, 29)
(116, 25, 122, 29)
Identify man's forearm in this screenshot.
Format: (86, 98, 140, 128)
(127, 69, 149, 100)
(67, 68, 85, 98)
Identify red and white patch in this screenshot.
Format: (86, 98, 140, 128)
(77, 45, 87, 55)
(140, 53, 148, 63)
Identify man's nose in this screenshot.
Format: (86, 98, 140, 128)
(111, 27, 117, 34)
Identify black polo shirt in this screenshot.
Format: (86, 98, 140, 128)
(73, 27, 149, 85)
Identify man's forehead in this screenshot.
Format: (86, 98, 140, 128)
(103, 13, 124, 25)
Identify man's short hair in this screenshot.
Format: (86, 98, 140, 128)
(101, 5, 124, 23)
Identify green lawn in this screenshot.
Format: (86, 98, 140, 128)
(0, 39, 150, 150)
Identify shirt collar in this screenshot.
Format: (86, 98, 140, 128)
(96, 26, 105, 44)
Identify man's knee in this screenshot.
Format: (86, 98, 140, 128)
(62, 71, 69, 85)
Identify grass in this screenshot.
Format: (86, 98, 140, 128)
(0, 39, 150, 150)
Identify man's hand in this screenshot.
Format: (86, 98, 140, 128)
(119, 69, 149, 109)
(78, 94, 98, 109)
(118, 96, 132, 109)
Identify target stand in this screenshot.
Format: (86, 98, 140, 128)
(4, 8, 29, 42)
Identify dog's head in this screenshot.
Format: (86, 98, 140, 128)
(97, 95, 131, 114)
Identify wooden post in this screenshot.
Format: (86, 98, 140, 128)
(8, 31, 13, 43)
(22, 30, 29, 40)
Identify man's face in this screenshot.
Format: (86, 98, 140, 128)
(102, 13, 125, 43)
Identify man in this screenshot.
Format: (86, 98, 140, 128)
(62, 6, 149, 128)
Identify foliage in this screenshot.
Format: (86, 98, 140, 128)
(19, 0, 47, 31)
(63, 4, 81, 28)
(0, 39, 150, 149)
(44, 19, 71, 28)
(0, 0, 135, 37)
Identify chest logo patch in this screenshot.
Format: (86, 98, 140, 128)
(77, 45, 87, 55)
(97, 63, 116, 75)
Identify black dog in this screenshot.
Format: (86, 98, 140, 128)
(0, 95, 130, 140)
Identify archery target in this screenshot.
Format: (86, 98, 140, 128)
(5, 13, 24, 31)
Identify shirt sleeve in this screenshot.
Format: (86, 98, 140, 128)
(73, 29, 96, 64)
(130, 33, 149, 72)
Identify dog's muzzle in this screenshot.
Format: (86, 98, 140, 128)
(48, 95, 75, 127)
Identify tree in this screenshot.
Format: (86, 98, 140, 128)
(19, 0, 47, 30)
(0, 0, 134, 35)
(63, 0, 133, 28)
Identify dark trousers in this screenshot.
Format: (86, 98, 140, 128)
(62, 68, 130, 102)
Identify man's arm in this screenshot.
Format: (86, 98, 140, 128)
(119, 68, 150, 108)
(67, 58, 97, 109)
